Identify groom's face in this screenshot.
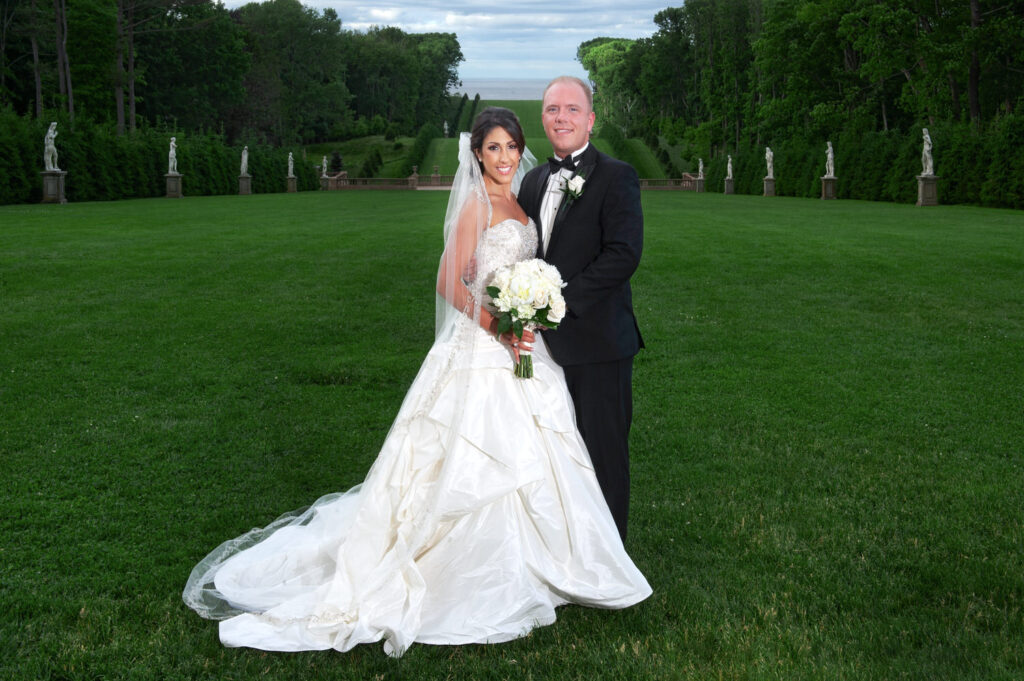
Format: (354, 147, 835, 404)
(542, 81, 595, 159)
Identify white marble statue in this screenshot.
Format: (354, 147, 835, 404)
(44, 122, 60, 172)
(824, 141, 835, 178)
(765, 146, 774, 179)
(921, 128, 934, 176)
(321, 155, 328, 178)
(444, 121, 449, 138)
(168, 137, 178, 174)
(240, 146, 249, 176)
(287, 152, 295, 178)
(726, 155, 733, 180)
(698, 158, 704, 179)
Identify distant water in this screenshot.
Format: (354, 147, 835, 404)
(454, 78, 549, 100)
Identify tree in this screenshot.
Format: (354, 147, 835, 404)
(53, 0, 71, 120)
(577, 37, 640, 129)
(135, 1, 248, 136)
(232, 0, 350, 143)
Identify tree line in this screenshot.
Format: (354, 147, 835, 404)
(580, 0, 1024, 207)
(0, 0, 462, 144)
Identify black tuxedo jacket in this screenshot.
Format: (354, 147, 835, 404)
(518, 144, 644, 366)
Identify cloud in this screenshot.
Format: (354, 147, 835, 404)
(368, 8, 401, 22)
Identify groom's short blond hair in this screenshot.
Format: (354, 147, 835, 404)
(543, 76, 593, 112)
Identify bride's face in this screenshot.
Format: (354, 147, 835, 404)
(476, 127, 521, 187)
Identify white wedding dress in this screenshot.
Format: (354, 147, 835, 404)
(183, 218, 651, 657)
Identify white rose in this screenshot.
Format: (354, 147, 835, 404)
(567, 175, 585, 195)
(548, 295, 567, 322)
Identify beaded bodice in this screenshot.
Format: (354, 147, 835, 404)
(469, 219, 538, 299)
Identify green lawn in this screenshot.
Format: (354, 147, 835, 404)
(2, 191, 1023, 680)
(617, 137, 666, 178)
(300, 99, 664, 178)
(421, 137, 460, 175)
(303, 135, 415, 177)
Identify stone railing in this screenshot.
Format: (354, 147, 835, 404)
(411, 165, 454, 189)
(639, 173, 703, 191)
(319, 171, 416, 190)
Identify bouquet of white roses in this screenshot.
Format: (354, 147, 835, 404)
(486, 258, 567, 378)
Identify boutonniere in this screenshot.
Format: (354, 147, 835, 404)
(554, 165, 592, 225)
(562, 172, 586, 200)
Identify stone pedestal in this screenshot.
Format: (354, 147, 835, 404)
(287, 176, 297, 193)
(41, 170, 67, 204)
(695, 178, 705, 193)
(821, 176, 837, 200)
(916, 175, 939, 206)
(239, 174, 252, 195)
(724, 178, 734, 195)
(319, 175, 329, 190)
(763, 177, 776, 197)
(165, 173, 183, 198)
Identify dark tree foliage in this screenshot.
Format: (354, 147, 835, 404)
(578, 0, 1024, 207)
(0, 0, 463, 144)
(581, 0, 1024, 143)
(0, 0, 463, 203)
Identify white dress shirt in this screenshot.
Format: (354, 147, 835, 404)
(539, 143, 589, 254)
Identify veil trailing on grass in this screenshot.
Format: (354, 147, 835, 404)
(181, 122, 648, 656)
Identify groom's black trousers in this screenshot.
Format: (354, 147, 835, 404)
(561, 357, 633, 542)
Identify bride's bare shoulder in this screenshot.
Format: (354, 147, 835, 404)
(489, 195, 528, 228)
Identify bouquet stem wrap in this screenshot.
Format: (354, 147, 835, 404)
(515, 352, 533, 379)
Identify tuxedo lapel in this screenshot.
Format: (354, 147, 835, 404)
(531, 166, 551, 254)
(547, 146, 600, 256)
(532, 166, 549, 208)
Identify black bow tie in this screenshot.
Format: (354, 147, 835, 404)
(548, 155, 577, 173)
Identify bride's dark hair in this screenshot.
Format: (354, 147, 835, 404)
(470, 107, 526, 167)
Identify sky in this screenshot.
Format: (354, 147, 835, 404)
(221, 1, 668, 81)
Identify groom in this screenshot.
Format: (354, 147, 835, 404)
(516, 76, 644, 540)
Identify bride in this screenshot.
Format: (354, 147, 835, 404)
(183, 107, 651, 658)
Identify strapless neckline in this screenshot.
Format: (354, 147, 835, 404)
(488, 218, 533, 230)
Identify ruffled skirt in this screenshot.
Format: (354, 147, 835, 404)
(183, 321, 650, 657)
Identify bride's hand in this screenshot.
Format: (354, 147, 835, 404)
(501, 328, 534, 362)
(487, 318, 534, 360)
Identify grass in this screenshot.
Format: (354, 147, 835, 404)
(300, 99, 666, 179)
(2, 191, 1023, 680)
(303, 135, 416, 177)
(421, 137, 460, 175)
(421, 98, 542, 176)
(616, 137, 666, 179)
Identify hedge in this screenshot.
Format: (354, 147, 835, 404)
(690, 116, 1024, 209)
(1, 109, 321, 205)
